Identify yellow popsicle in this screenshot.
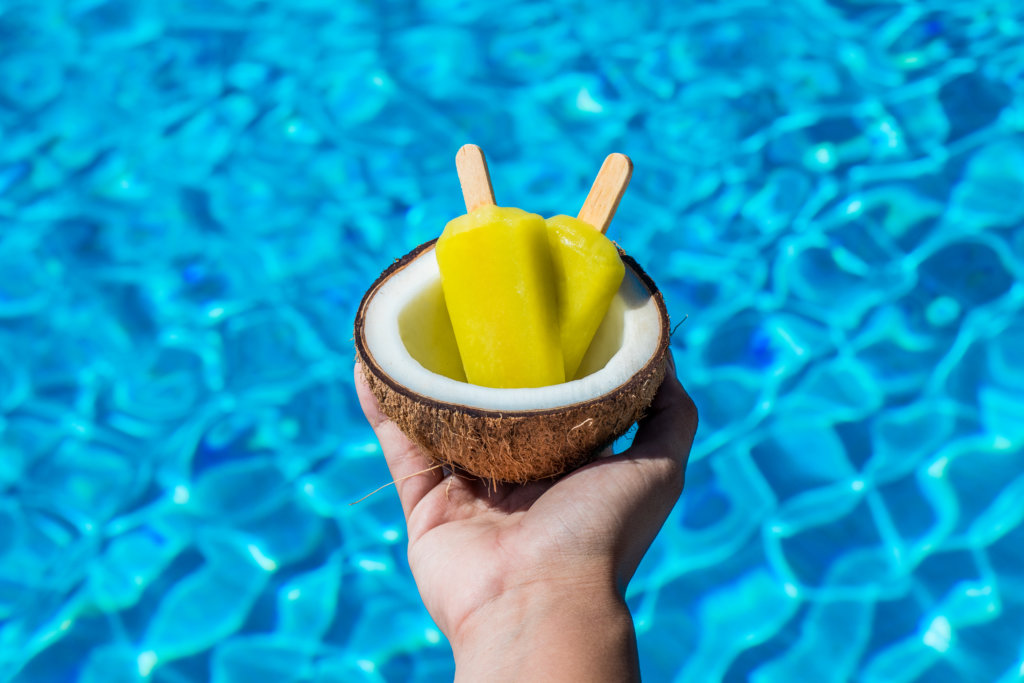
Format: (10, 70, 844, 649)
(435, 204, 565, 388)
(546, 214, 625, 380)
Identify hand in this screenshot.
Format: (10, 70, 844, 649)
(354, 353, 698, 682)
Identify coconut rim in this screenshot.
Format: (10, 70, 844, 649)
(354, 239, 670, 419)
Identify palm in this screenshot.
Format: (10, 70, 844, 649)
(354, 360, 697, 641)
(406, 485, 540, 638)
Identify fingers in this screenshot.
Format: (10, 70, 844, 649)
(354, 363, 444, 520)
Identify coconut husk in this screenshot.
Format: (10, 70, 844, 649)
(353, 240, 670, 483)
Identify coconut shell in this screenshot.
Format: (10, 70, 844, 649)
(353, 240, 670, 483)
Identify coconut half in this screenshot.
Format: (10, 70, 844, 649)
(353, 239, 670, 483)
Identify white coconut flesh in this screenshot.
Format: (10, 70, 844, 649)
(361, 245, 663, 411)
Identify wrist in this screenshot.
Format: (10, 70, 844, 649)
(450, 576, 639, 682)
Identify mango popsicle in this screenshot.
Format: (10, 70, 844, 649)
(436, 204, 565, 388)
(436, 146, 631, 389)
(548, 152, 632, 380)
(546, 214, 625, 380)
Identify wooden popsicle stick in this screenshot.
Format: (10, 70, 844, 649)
(455, 144, 496, 212)
(577, 153, 633, 235)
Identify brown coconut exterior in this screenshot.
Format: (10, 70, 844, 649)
(353, 240, 670, 483)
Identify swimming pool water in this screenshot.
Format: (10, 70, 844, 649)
(2, 0, 1023, 681)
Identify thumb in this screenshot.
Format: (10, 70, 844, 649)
(627, 351, 698, 475)
(532, 352, 698, 584)
(596, 352, 698, 581)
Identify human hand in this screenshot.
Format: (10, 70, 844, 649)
(354, 352, 698, 682)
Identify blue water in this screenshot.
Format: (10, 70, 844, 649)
(1, 0, 1023, 681)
